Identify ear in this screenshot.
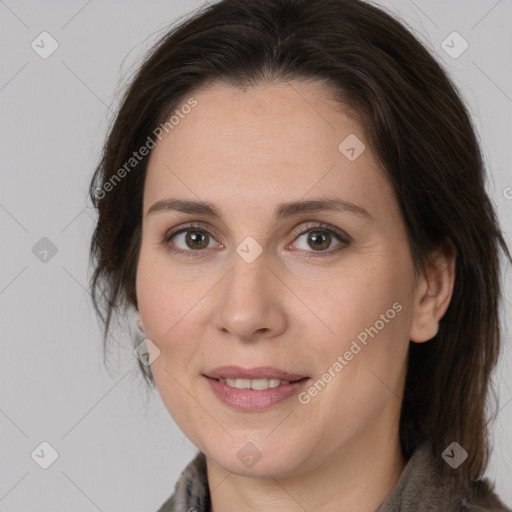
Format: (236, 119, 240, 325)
(136, 311, 145, 333)
(409, 238, 456, 343)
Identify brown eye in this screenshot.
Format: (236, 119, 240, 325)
(164, 226, 219, 255)
(290, 223, 351, 257)
(293, 229, 344, 253)
(184, 230, 210, 250)
(306, 231, 333, 251)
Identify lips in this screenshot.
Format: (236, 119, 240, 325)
(205, 370, 309, 411)
(204, 365, 307, 381)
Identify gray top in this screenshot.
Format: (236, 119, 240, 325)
(156, 443, 511, 511)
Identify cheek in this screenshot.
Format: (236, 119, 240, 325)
(136, 246, 187, 332)
(317, 257, 413, 402)
(136, 255, 169, 337)
(136, 253, 205, 438)
(307, 248, 414, 379)
(306, 256, 412, 344)
(135, 247, 212, 376)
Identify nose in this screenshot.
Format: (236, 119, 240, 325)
(212, 249, 288, 342)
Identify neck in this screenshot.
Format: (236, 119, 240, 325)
(206, 430, 406, 512)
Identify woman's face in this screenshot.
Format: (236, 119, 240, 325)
(136, 81, 422, 477)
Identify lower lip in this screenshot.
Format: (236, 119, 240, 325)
(205, 377, 309, 411)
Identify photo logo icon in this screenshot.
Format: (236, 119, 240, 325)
(31, 32, 59, 59)
(441, 31, 469, 60)
(31, 441, 59, 469)
(134, 338, 161, 366)
(339, 134, 365, 161)
(32, 237, 58, 263)
(442, 442, 468, 469)
(236, 442, 262, 468)
(236, 236, 263, 264)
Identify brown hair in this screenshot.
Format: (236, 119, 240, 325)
(88, 0, 510, 483)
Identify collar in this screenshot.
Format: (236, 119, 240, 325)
(156, 442, 511, 512)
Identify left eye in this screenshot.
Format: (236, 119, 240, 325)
(292, 228, 345, 253)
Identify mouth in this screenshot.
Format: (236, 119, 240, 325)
(204, 365, 308, 384)
(203, 366, 310, 410)
(211, 376, 308, 390)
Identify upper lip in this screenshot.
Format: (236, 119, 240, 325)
(204, 365, 308, 381)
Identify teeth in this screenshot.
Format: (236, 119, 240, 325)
(218, 377, 291, 390)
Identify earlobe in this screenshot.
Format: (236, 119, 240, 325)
(409, 239, 457, 343)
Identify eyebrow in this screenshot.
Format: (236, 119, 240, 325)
(147, 197, 373, 222)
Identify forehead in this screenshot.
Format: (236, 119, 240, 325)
(144, 81, 393, 222)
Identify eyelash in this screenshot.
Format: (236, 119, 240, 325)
(161, 222, 352, 259)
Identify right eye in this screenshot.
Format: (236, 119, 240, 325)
(162, 223, 223, 257)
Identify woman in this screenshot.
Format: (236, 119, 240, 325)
(88, 0, 511, 510)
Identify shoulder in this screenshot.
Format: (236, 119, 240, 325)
(446, 477, 512, 512)
(377, 443, 511, 512)
(155, 451, 209, 512)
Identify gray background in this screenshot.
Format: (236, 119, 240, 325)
(0, 0, 511, 510)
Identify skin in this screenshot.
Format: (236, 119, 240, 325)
(135, 80, 456, 512)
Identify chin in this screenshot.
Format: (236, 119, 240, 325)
(203, 437, 308, 478)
